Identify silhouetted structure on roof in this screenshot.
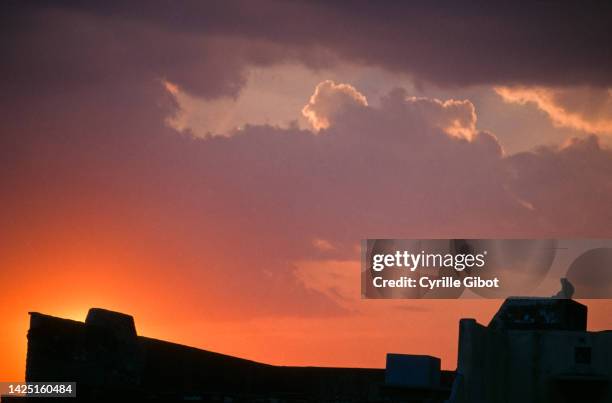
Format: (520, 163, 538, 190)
(448, 297, 612, 403)
(21, 308, 453, 402)
(488, 297, 587, 331)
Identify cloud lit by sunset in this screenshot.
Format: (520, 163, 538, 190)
(495, 86, 612, 135)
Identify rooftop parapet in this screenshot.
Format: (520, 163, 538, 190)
(85, 308, 137, 340)
(488, 298, 587, 331)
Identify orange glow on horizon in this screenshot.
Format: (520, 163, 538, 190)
(3, 219, 612, 382)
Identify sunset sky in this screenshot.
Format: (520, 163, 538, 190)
(3, 1, 612, 381)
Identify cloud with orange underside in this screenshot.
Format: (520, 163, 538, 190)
(495, 86, 612, 135)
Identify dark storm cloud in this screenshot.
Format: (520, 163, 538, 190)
(1, 4, 247, 99)
(4, 0, 612, 95)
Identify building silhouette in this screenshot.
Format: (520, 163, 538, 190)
(21, 308, 452, 402)
(449, 298, 612, 403)
(11, 298, 612, 402)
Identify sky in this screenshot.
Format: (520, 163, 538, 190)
(2, 1, 612, 381)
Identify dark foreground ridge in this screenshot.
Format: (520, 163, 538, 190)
(9, 298, 612, 402)
(20, 308, 452, 402)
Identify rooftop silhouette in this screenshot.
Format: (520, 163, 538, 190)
(13, 298, 612, 402)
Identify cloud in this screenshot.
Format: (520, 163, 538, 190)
(4, 1, 612, 105)
(496, 86, 612, 135)
(399, 93, 477, 140)
(302, 83, 479, 139)
(506, 135, 612, 236)
(302, 80, 368, 130)
(312, 238, 336, 252)
(1, 4, 323, 100)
